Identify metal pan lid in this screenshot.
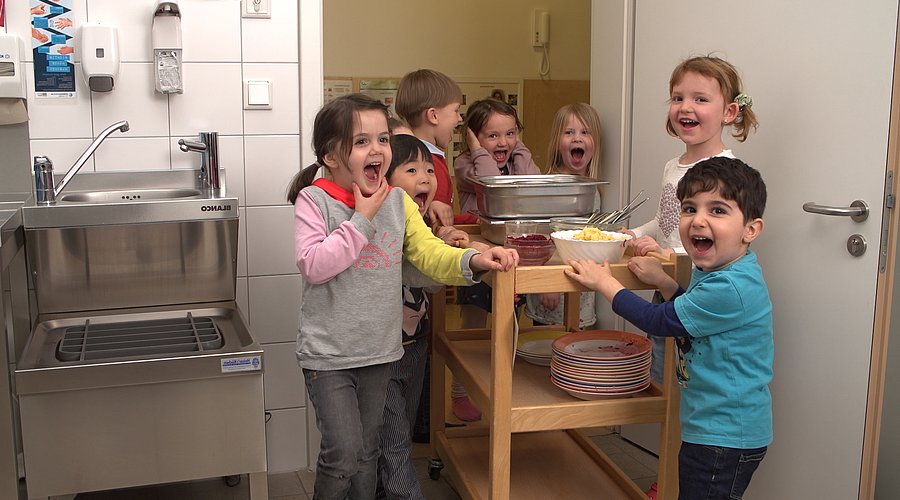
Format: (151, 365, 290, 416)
(472, 174, 608, 186)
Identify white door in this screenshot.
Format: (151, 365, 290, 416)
(604, 1, 898, 498)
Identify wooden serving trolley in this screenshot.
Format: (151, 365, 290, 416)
(428, 225, 692, 499)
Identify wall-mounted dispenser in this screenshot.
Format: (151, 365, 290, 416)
(79, 24, 120, 92)
(0, 34, 28, 125)
(152, 0, 183, 94)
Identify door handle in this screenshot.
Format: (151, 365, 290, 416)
(802, 199, 868, 222)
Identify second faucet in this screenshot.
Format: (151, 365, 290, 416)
(178, 131, 220, 191)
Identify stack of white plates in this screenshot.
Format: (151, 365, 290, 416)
(550, 331, 652, 400)
(515, 330, 567, 366)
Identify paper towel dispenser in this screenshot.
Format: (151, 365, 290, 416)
(152, 0, 183, 94)
(79, 24, 120, 92)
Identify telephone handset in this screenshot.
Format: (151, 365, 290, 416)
(533, 10, 550, 47)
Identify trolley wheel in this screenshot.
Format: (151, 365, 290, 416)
(428, 458, 444, 480)
(223, 474, 242, 487)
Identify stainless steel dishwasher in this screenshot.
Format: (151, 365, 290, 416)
(16, 169, 267, 499)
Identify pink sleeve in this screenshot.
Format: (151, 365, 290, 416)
(294, 190, 368, 284)
(454, 149, 505, 215)
(510, 142, 541, 175)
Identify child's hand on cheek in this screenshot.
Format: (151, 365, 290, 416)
(564, 259, 624, 301)
(353, 179, 389, 221)
(470, 247, 519, 272)
(466, 127, 482, 152)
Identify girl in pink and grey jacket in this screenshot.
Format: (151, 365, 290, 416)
(453, 98, 541, 215)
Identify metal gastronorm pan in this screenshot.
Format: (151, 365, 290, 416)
(472, 174, 606, 218)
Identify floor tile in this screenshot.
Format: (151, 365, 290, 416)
(295, 468, 316, 497)
(54, 428, 655, 499)
(266, 472, 304, 497)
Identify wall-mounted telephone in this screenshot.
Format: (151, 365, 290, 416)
(532, 10, 550, 47)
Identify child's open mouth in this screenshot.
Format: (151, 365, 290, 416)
(492, 149, 509, 164)
(570, 147, 586, 164)
(413, 193, 429, 211)
(691, 236, 713, 253)
(680, 118, 699, 130)
(363, 162, 382, 182)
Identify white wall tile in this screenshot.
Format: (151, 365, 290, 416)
(238, 207, 248, 277)
(245, 205, 297, 276)
(221, 135, 246, 202)
(241, 0, 298, 63)
(248, 274, 301, 344)
(242, 63, 300, 135)
(6, 0, 88, 63)
(29, 138, 95, 176)
(236, 276, 249, 318)
(262, 342, 305, 410)
(243, 135, 298, 206)
(25, 63, 93, 140)
(179, 0, 241, 62)
(265, 407, 308, 473)
(169, 63, 243, 136)
(91, 63, 169, 136)
(86, 0, 152, 62)
(92, 136, 170, 171)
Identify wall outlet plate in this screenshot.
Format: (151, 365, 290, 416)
(242, 0, 271, 19)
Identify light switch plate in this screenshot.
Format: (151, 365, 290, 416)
(242, 0, 271, 19)
(244, 79, 272, 109)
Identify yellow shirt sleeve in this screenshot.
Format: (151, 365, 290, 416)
(401, 193, 477, 285)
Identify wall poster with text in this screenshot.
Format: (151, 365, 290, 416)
(30, 0, 75, 98)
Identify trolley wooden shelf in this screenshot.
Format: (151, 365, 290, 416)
(428, 230, 690, 499)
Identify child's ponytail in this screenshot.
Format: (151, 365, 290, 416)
(287, 162, 322, 204)
(730, 93, 758, 143)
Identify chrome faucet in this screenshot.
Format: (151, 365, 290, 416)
(34, 120, 130, 204)
(178, 132, 220, 192)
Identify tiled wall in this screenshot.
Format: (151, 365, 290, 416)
(4, 0, 312, 473)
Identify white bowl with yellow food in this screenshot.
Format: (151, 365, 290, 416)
(551, 228, 633, 264)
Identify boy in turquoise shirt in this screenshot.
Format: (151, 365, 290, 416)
(565, 157, 772, 499)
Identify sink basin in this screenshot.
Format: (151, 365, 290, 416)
(58, 188, 202, 203)
(22, 170, 237, 229)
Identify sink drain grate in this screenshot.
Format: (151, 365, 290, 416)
(56, 313, 224, 362)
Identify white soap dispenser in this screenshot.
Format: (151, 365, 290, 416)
(152, 0, 183, 94)
(0, 34, 26, 100)
(79, 24, 120, 92)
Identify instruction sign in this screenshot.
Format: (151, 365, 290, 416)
(30, 0, 75, 98)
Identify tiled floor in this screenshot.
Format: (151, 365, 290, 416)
(50, 427, 656, 499)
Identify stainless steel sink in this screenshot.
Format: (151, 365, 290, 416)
(22, 170, 236, 228)
(58, 187, 202, 203)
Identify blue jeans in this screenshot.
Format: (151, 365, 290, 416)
(304, 363, 392, 500)
(678, 442, 767, 500)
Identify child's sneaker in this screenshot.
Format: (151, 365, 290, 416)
(451, 395, 482, 422)
(645, 482, 658, 499)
